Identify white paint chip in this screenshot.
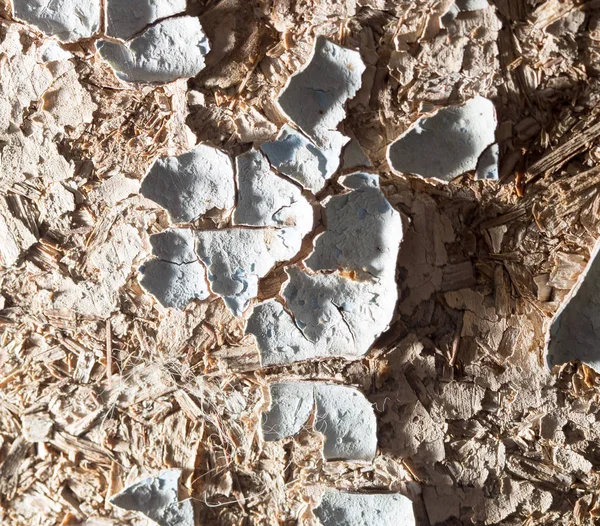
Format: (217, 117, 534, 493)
(314, 491, 416, 526)
(233, 149, 313, 236)
(456, 0, 490, 10)
(546, 240, 600, 372)
(97, 16, 210, 83)
(476, 143, 500, 181)
(277, 36, 366, 150)
(106, 0, 187, 40)
(141, 144, 235, 224)
(12, 0, 100, 42)
(387, 96, 497, 183)
(139, 229, 209, 310)
(110, 469, 194, 526)
(262, 382, 377, 461)
(246, 172, 401, 366)
(260, 124, 345, 193)
(196, 227, 303, 316)
(342, 139, 371, 170)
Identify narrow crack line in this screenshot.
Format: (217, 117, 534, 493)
(331, 299, 356, 348)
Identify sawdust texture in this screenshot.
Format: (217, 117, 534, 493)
(2, 0, 600, 525)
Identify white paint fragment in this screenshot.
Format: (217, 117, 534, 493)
(261, 382, 377, 461)
(246, 172, 401, 366)
(342, 139, 371, 170)
(97, 16, 210, 83)
(456, 0, 490, 10)
(12, 0, 100, 42)
(233, 149, 313, 236)
(260, 124, 345, 193)
(546, 240, 600, 372)
(314, 491, 416, 526)
(476, 143, 500, 181)
(106, 0, 187, 40)
(307, 173, 401, 278)
(110, 469, 193, 526)
(40, 42, 73, 63)
(139, 230, 209, 310)
(141, 144, 235, 224)
(277, 36, 365, 150)
(196, 227, 303, 316)
(387, 96, 497, 183)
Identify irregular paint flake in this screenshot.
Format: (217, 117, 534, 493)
(139, 229, 209, 310)
(12, 0, 100, 42)
(196, 227, 303, 316)
(106, 0, 187, 40)
(97, 16, 210, 83)
(261, 382, 377, 461)
(233, 149, 313, 236)
(306, 173, 402, 279)
(475, 143, 500, 181)
(342, 139, 371, 170)
(247, 173, 401, 366)
(260, 124, 345, 193)
(141, 144, 235, 224)
(456, 0, 490, 10)
(110, 469, 194, 526)
(277, 36, 365, 150)
(387, 96, 497, 183)
(546, 240, 600, 372)
(314, 491, 416, 526)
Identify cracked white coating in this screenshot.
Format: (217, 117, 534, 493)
(233, 149, 313, 236)
(97, 16, 210, 83)
(260, 124, 345, 193)
(139, 229, 209, 310)
(387, 96, 497, 183)
(106, 0, 187, 40)
(475, 143, 500, 181)
(247, 172, 401, 366)
(141, 144, 235, 224)
(196, 227, 303, 317)
(261, 382, 377, 461)
(277, 36, 366, 150)
(546, 240, 600, 372)
(12, 0, 100, 42)
(314, 491, 416, 526)
(110, 469, 194, 526)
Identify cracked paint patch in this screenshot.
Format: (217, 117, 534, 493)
(141, 144, 235, 224)
(546, 240, 600, 372)
(97, 16, 210, 83)
(106, 0, 187, 40)
(475, 143, 500, 181)
(387, 96, 497, 183)
(247, 172, 401, 366)
(12, 0, 101, 42)
(110, 469, 194, 526)
(314, 491, 416, 526)
(261, 382, 377, 461)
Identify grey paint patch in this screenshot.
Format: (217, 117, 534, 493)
(456, 0, 490, 10)
(246, 172, 401, 366)
(342, 139, 371, 170)
(262, 382, 377, 461)
(475, 143, 499, 181)
(110, 469, 194, 526)
(277, 36, 365, 149)
(233, 149, 313, 236)
(106, 0, 187, 40)
(12, 0, 100, 42)
(260, 124, 344, 193)
(141, 144, 235, 224)
(97, 16, 210, 83)
(314, 491, 416, 526)
(149, 229, 197, 264)
(546, 241, 600, 372)
(387, 96, 497, 183)
(196, 227, 303, 316)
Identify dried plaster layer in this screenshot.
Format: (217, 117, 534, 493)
(247, 173, 402, 366)
(261, 382, 377, 461)
(546, 240, 600, 372)
(106, 0, 187, 40)
(387, 96, 497, 183)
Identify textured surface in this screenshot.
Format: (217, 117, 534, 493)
(106, 0, 186, 40)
